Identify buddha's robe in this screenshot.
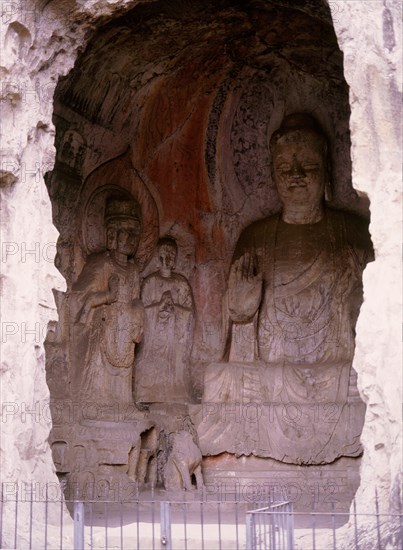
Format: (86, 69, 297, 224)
(197, 208, 373, 464)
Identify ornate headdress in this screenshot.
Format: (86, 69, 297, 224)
(105, 196, 141, 224)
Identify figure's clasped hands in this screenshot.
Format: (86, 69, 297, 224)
(159, 290, 175, 319)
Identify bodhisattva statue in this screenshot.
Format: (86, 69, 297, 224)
(135, 237, 194, 404)
(71, 196, 144, 410)
(197, 113, 373, 464)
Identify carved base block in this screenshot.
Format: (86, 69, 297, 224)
(202, 453, 361, 515)
(50, 416, 154, 500)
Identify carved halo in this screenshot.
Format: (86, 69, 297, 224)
(79, 150, 159, 270)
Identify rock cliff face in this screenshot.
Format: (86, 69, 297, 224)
(0, 0, 400, 547)
(329, 1, 402, 546)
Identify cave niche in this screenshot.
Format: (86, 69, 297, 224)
(45, 0, 371, 512)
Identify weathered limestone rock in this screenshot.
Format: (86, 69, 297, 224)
(0, 0, 151, 542)
(46, 0, 370, 500)
(0, 1, 400, 548)
(328, 0, 402, 546)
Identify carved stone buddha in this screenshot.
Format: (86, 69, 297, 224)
(196, 113, 373, 464)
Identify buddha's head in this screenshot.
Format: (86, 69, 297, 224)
(270, 113, 331, 210)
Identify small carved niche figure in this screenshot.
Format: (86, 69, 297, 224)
(135, 237, 194, 404)
(127, 435, 142, 483)
(57, 130, 86, 175)
(70, 195, 144, 410)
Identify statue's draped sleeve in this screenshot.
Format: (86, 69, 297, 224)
(344, 212, 374, 270)
(343, 212, 374, 326)
(72, 253, 107, 293)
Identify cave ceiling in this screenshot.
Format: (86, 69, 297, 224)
(55, 0, 343, 132)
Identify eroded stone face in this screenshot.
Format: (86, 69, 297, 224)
(1, 0, 400, 546)
(42, 0, 376, 501)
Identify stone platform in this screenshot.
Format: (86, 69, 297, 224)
(201, 453, 361, 514)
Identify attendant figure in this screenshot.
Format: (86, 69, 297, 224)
(135, 237, 194, 404)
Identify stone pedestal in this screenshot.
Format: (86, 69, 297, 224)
(202, 453, 361, 515)
(50, 416, 153, 500)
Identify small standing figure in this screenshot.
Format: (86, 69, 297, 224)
(135, 237, 194, 404)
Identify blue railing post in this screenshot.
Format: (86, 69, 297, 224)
(286, 502, 295, 550)
(245, 513, 253, 550)
(73, 500, 85, 550)
(160, 501, 172, 550)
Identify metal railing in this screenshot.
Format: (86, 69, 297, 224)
(0, 492, 252, 550)
(0, 483, 401, 549)
(246, 501, 294, 550)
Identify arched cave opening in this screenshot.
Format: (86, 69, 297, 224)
(44, 0, 373, 516)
